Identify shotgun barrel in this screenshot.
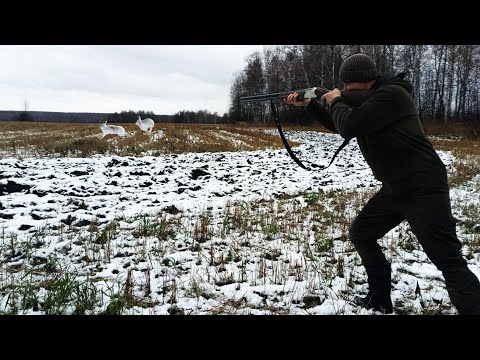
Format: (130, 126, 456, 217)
(240, 87, 330, 103)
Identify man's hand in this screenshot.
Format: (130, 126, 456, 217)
(284, 92, 311, 107)
(320, 88, 341, 104)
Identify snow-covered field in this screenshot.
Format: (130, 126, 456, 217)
(1, 130, 478, 315)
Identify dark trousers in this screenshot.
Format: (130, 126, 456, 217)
(349, 186, 480, 315)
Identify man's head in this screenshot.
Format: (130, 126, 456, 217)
(339, 53, 379, 90)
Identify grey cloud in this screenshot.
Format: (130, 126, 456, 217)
(0, 45, 265, 114)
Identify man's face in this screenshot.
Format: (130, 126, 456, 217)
(343, 80, 375, 91)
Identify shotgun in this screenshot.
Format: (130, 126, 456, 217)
(240, 87, 373, 170)
(240, 86, 372, 107)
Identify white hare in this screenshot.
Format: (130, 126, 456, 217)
(99, 121, 126, 139)
(135, 116, 154, 133)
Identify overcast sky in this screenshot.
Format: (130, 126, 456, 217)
(0, 45, 266, 116)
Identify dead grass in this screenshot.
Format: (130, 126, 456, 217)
(429, 137, 480, 187)
(0, 122, 300, 157)
(2, 120, 477, 186)
(423, 121, 479, 140)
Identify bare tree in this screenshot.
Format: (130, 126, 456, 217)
(229, 44, 480, 133)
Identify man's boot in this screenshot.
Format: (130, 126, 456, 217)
(354, 264, 393, 314)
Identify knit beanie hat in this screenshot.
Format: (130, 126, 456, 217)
(339, 53, 379, 82)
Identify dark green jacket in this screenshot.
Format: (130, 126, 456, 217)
(306, 74, 449, 195)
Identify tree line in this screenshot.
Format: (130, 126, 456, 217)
(0, 109, 227, 124)
(108, 109, 226, 124)
(229, 45, 480, 133)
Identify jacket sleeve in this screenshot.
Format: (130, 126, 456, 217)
(329, 84, 415, 139)
(305, 99, 338, 133)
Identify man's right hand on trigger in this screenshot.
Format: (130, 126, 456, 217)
(320, 89, 341, 104)
(284, 92, 311, 107)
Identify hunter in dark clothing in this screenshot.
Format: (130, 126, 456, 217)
(286, 53, 480, 315)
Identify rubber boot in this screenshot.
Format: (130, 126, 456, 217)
(354, 264, 393, 314)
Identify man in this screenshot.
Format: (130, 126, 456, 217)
(285, 53, 480, 315)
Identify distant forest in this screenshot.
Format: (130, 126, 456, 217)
(0, 109, 227, 124)
(229, 45, 480, 136)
